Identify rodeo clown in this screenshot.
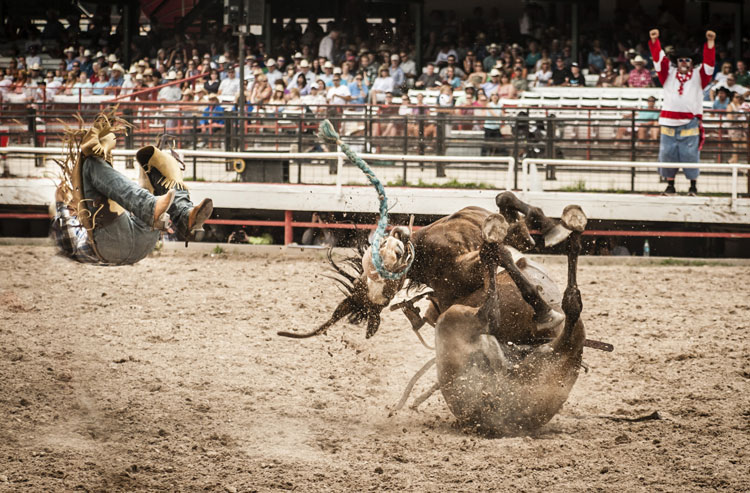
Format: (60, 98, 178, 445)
(51, 110, 213, 264)
(648, 28, 716, 196)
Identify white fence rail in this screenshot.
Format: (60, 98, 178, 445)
(0, 146, 516, 193)
(521, 158, 750, 211)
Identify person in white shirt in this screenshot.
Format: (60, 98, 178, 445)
(369, 66, 395, 103)
(326, 74, 351, 105)
(265, 58, 283, 86)
(318, 29, 339, 62)
(72, 72, 93, 97)
(158, 72, 182, 101)
(218, 69, 240, 98)
(320, 61, 335, 86)
(290, 59, 315, 89)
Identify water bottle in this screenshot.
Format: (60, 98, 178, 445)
(643, 239, 650, 257)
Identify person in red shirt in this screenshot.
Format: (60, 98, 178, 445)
(649, 28, 715, 195)
(627, 56, 654, 88)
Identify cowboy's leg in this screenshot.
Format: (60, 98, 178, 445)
(167, 189, 194, 230)
(83, 156, 158, 227)
(94, 214, 159, 265)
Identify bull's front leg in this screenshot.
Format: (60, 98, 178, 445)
(480, 213, 565, 335)
(558, 205, 587, 349)
(495, 191, 572, 247)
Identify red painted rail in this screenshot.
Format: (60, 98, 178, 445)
(3, 213, 750, 241)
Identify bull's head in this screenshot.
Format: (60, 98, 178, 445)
(278, 226, 413, 340)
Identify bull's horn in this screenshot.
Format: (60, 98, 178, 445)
(277, 297, 354, 339)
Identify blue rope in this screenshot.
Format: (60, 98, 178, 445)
(318, 119, 413, 280)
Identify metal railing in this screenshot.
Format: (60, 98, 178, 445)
(1, 103, 749, 195)
(521, 157, 750, 210)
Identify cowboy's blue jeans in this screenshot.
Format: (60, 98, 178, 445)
(82, 156, 191, 264)
(658, 118, 700, 180)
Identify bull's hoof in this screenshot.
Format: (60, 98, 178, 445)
(533, 308, 565, 332)
(482, 214, 509, 244)
(561, 205, 587, 233)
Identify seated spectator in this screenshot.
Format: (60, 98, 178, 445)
(374, 92, 399, 137)
(158, 72, 182, 101)
(439, 55, 466, 80)
(566, 63, 586, 87)
(442, 66, 462, 89)
(265, 58, 283, 86)
(181, 88, 195, 102)
(348, 72, 369, 104)
(249, 73, 271, 105)
(388, 54, 405, 94)
(415, 62, 439, 89)
(587, 41, 607, 74)
(511, 66, 528, 92)
(71, 71, 93, 97)
(713, 86, 731, 110)
(482, 68, 501, 94)
(497, 72, 518, 98)
(369, 66, 394, 104)
(92, 68, 109, 95)
(44, 71, 62, 97)
(711, 74, 748, 99)
(326, 73, 352, 105)
(204, 69, 220, 93)
(735, 60, 750, 88)
(320, 61, 334, 86)
(468, 60, 488, 87)
(399, 51, 417, 88)
(534, 60, 553, 87)
(613, 63, 629, 87)
(627, 56, 653, 88)
(267, 82, 287, 112)
(199, 94, 225, 136)
(715, 62, 733, 86)
(437, 82, 454, 108)
(551, 58, 571, 86)
(597, 59, 617, 87)
(218, 69, 240, 98)
(483, 43, 500, 72)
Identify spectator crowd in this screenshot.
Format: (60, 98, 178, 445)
(2, 4, 750, 114)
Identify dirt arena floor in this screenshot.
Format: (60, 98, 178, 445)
(1, 244, 748, 492)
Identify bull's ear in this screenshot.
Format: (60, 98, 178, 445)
(278, 297, 354, 338)
(365, 311, 382, 339)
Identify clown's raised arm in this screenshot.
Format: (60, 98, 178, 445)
(648, 28, 715, 88)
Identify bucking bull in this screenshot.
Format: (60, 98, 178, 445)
(280, 191, 612, 436)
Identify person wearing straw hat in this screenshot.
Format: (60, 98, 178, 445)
(649, 28, 716, 196)
(108, 64, 125, 88)
(627, 55, 653, 88)
(158, 71, 182, 101)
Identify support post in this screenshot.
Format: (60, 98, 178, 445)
(284, 209, 293, 244)
(571, 2, 579, 64)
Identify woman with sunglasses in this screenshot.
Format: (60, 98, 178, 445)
(649, 28, 716, 196)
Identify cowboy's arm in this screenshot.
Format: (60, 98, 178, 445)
(701, 31, 716, 88)
(648, 29, 670, 85)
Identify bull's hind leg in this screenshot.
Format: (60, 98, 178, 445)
(558, 205, 587, 348)
(495, 191, 571, 247)
(479, 214, 564, 334)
